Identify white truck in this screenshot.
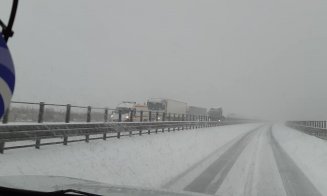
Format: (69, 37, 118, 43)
(146, 98, 188, 117)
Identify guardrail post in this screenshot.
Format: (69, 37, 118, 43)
(0, 142, 4, 154)
(149, 111, 152, 122)
(196, 116, 199, 129)
(155, 112, 159, 133)
(118, 110, 122, 122)
(86, 106, 91, 122)
(85, 134, 89, 142)
(65, 104, 71, 123)
(168, 113, 171, 132)
(35, 138, 41, 149)
(103, 132, 107, 140)
(140, 110, 143, 122)
(2, 108, 9, 124)
(38, 102, 45, 123)
(173, 114, 176, 131)
(117, 131, 121, 138)
(182, 114, 185, 130)
(104, 108, 108, 122)
(63, 136, 68, 145)
(162, 113, 166, 132)
(130, 110, 133, 122)
(177, 115, 180, 131)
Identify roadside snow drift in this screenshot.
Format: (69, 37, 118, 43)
(0, 124, 259, 188)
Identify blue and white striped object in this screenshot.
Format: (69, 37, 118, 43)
(0, 33, 15, 118)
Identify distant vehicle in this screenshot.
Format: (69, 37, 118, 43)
(208, 107, 223, 121)
(110, 101, 135, 122)
(187, 106, 207, 117)
(110, 102, 149, 122)
(147, 98, 188, 121)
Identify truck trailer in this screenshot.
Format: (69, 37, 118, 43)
(187, 106, 207, 116)
(147, 98, 188, 115)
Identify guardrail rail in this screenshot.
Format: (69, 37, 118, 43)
(286, 121, 327, 140)
(0, 120, 246, 154)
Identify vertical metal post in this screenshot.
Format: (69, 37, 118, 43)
(85, 134, 89, 142)
(173, 114, 176, 131)
(104, 108, 108, 122)
(63, 136, 68, 145)
(65, 104, 71, 123)
(118, 110, 122, 122)
(178, 118, 180, 131)
(35, 138, 41, 149)
(38, 102, 45, 123)
(140, 110, 143, 122)
(130, 110, 133, 122)
(182, 114, 185, 130)
(86, 106, 91, 122)
(149, 111, 152, 122)
(0, 142, 5, 154)
(168, 113, 171, 132)
(162, 112, 165, 132)
(155, 112, 159, 133)
(2, 108, 9, 124)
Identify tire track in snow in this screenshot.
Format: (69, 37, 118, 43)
(183, 126, 262, 194)
(269, 126, 322, 196)
(162, 134, 240, 189)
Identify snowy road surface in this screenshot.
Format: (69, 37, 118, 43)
(0, 123, 326, 195)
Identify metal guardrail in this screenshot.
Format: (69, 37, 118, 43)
(286, 121, 327, 140)
(1, 101, 215, 124)
(0, 121, 242, 154)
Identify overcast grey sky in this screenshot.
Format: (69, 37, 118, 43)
(1, 0, 327, 120)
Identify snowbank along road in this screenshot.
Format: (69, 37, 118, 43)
(0, 123, 326, 196)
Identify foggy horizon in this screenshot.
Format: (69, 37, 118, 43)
(1, 0, 327, 121)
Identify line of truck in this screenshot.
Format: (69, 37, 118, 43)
(110, 98, 223, 122)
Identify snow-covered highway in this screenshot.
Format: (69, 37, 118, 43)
(0, 123, 326, 196)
